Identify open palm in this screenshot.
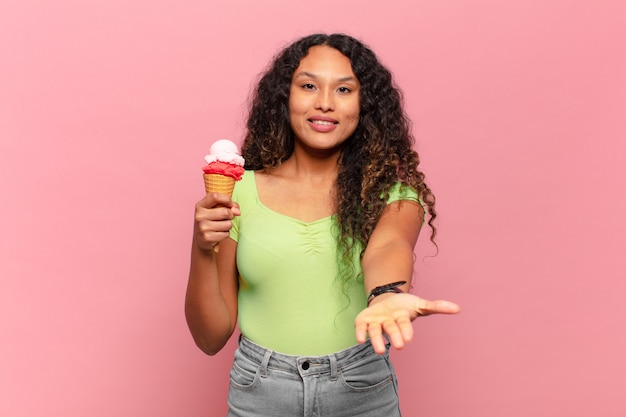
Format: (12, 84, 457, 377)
(355, 293, 460, 354)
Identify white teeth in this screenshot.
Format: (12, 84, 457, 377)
(311, 120, 334, 125)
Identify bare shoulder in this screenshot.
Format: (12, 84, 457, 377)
(254, 170, 290, 201)
(380, 199, 425, 222)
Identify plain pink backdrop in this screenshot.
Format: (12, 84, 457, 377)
(1, 1, 625, 416)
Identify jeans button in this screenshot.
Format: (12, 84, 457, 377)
(302, 361, 310, 370)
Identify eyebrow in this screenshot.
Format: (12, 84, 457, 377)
(294, 71, 357, 83)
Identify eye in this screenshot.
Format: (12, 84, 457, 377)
(301, 83, 316, 90)
(337, 86, 352, 93)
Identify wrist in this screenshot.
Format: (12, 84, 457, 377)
(366, 281, 406, 306)
(193, 240, 217, 258)
(367, 292, 397, 307)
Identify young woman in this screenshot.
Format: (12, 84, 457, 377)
(186, 33, 460, 416)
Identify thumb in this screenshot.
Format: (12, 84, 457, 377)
(416, 299, 461, 316)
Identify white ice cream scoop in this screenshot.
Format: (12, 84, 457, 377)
(204, 139, 245, 166)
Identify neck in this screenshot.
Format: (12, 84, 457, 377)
(279, 147, 340, 185)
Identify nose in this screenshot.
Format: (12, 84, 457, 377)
(315, 88, 335, 112)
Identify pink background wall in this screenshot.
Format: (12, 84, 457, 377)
(1, 1, 624, 416)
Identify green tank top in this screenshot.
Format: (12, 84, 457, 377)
(230, 171, 420, 355)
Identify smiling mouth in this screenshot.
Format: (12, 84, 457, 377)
(310, 119, 337, 125)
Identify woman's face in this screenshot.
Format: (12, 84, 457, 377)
(289, 46, 360, 154)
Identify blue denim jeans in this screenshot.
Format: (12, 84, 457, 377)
(227, 336, 401, 417)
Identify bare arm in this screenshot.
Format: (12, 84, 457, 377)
(361, 200, 423, 295)
(355, 200, 460, 353)
(185, 193, 240, 355)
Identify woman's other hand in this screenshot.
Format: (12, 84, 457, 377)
(193, 193, 240, 253)
(354, 293, 460, 354)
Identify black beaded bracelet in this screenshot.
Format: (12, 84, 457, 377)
(366, 281, 406, 306)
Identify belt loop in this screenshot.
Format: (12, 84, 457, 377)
(259, 349, 272, 378)
(329, 354, 338, 381)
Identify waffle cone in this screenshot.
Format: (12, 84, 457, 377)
(204, 173, 236, 196)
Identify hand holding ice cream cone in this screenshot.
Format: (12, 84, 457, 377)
(202, 139, 245, 252)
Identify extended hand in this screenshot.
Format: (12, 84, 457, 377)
(354, 293, 460, 354)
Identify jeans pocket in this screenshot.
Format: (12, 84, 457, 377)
(229, 349, 260, 390)
(339, 354, 394, 392)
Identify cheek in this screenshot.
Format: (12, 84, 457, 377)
(288, 107, 304, 133)
(288, 102, 299, 127)
(289, 96, 306, 118)
(349, 100, 360, 121)
(348, 106, 360, 124)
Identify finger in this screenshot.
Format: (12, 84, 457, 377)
(231, 202, 241, 216)
(416, 299, 461, 316)
(199, 192, 235, 209)
(202, 229, 231, 241)
(381, 320, 405, 350)
(196, 206, 236, 223)
(355, 321, 368, 344)
(195, 215, 232, 244)
(198, 217, 233, 233)
(396, 316, 414, 343)
(366, 323, 387, 354)
(196, 229, 230, 246)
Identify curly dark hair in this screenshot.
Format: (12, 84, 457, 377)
(242, 33, 437, 283)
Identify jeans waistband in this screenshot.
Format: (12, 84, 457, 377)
(237, 336, 387, 380)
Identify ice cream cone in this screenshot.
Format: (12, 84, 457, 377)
(204, 173, 236, 196)
(203, 173, 236, 254)
(202, 139, 244, 254)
